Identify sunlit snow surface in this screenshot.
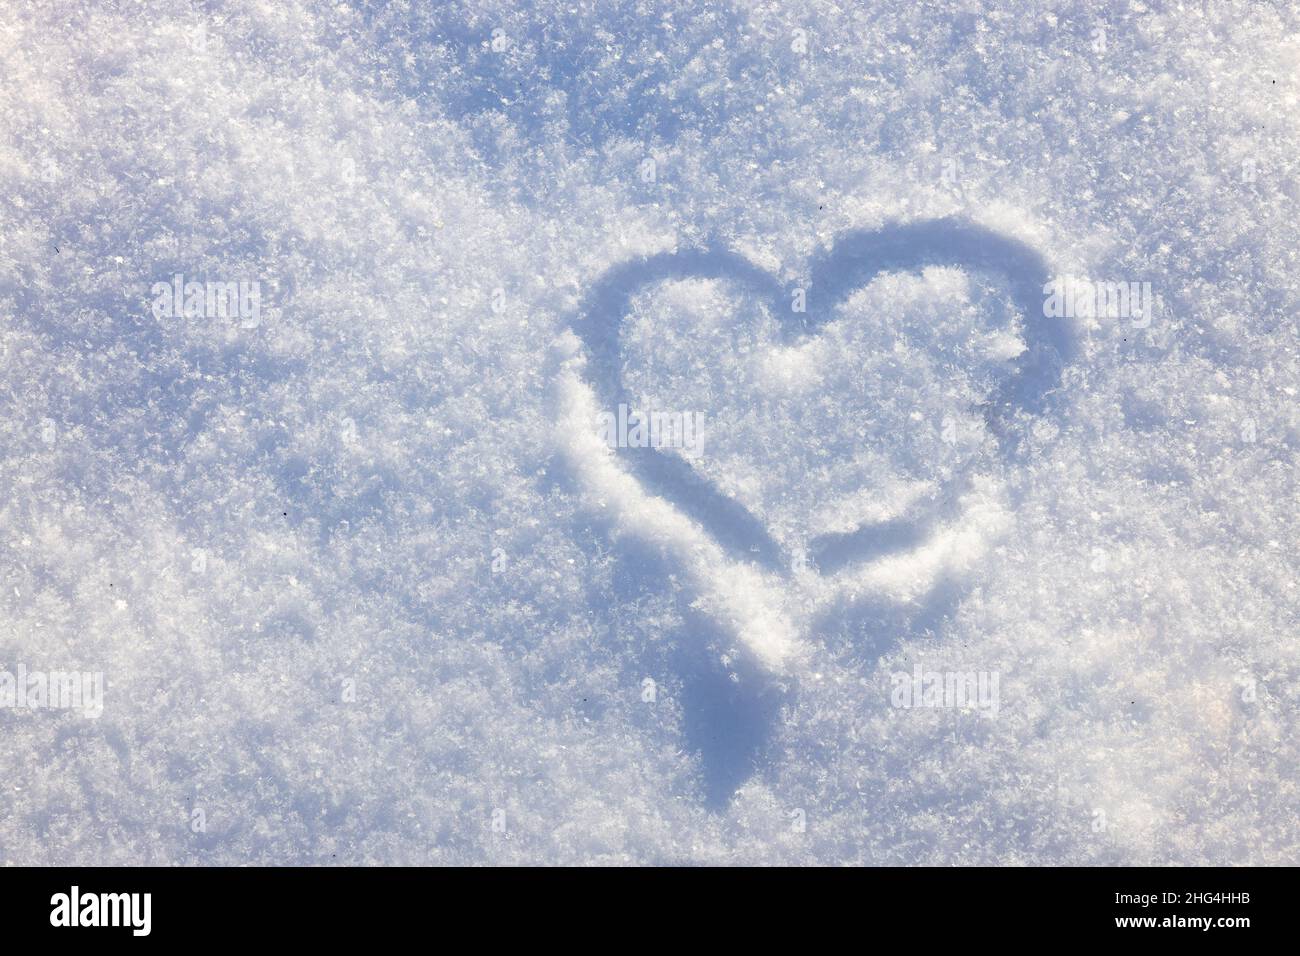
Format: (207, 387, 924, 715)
(0, 0, 1296, 864)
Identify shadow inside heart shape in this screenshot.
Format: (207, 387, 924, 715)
(572, 216, 1073, 577)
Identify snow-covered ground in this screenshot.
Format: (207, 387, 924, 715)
(0, 0, 1296, 865)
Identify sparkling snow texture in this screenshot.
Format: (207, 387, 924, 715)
(0, 0, 1296, 864)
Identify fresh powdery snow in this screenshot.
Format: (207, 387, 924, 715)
(0, 0, 1296, 865)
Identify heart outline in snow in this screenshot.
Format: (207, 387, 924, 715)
(557, 216, 1074, 671)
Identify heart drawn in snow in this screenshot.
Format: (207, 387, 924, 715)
(560, 217, 1073, 670)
